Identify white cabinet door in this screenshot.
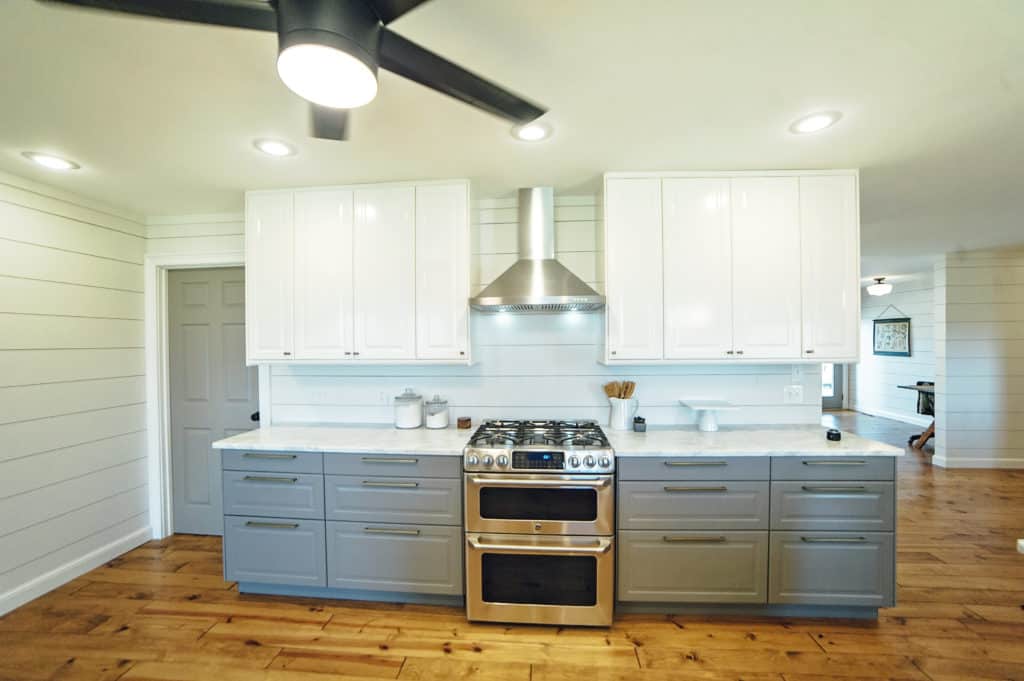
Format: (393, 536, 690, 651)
(730, 177, 802, 360)
(415, 183, 470, 360)
(245, 191, 294, 362)
(800, 175, 860, 361)
(293, 189, 355, 360)
(662, 178, 733, 359)
(605, 178, 663, 360)
(353, 186, 416, 359)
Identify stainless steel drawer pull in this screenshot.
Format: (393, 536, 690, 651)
(467, 535, 612, 555)
(245, 521, 299, 529)
(242, 453, 297, 460)
(802, 460, 866, 466)
(801, 485, 867, 493)
(800, 536, 867, 543)
(243, 475, 298, 483)
(662, 536, 727, 543)
(361, 480, 419, 488)
(664, 486, 728, 493)
(361, 457, 419, 464)
(364, 526, 420, 536)
(664, 461, 728, 467)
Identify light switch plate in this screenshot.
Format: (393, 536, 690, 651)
(784, 385, 804, 404)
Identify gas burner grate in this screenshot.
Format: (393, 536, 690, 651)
(470, 419, 611, 449)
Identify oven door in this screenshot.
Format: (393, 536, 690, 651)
(465, 473, 614, 535)
(465, 533, 614, 626)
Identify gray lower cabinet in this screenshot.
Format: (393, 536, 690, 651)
(769, 531, 895, 607)
(618, 531, 768, 603)
(224, 516, 327, 587)
(770, 481, 894, 532)
(618, 481, 769, 530)
(325, 453, 461, 479)
(326, 520, 463, 595)
(325, 475, 461, 526)
(222, 450, 323, 474)
(618, 457, 770, 481)
(223, 470, 325, 520)
(771, 457, 894, 481)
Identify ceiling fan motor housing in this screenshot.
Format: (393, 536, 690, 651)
(274, 0, 381, 79)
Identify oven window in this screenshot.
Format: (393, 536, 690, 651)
(481, 554, 597, 606)
(479, 487, 597, 521)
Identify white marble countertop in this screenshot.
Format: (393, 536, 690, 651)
(213, 424, 902, 458)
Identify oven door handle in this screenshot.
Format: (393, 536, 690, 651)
(467, 535, 613, 555)
(466, 476, 611, 489)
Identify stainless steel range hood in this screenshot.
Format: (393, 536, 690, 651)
(470, 187, 605, 313)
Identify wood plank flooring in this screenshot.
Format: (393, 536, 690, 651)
(2, 411, 1022, 681)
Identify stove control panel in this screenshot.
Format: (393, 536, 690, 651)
(464, 448, 615, 473)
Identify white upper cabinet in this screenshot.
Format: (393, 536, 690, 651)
(605, 178, 664, 360)
(245, 191, 294, 361)
(730, 177, 802, 360)
(800, 175, 860, 361)
(415, 183, 470, 360)
(662, 178, 733, 359)
(294, 188, 354, 360)
(353, 186, 417, 360)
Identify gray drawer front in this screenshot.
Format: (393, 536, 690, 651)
(325, 475, 461, 526)
(618, 457, 769, 481)
(618, 530, 768, 603)
(324, 453, 461, 479)
(222, 450, 323, 474)
(223, 471, 325, 520)
(618, 481, 769, 530)
(769, 531, 894, 607)
(326, 521, 463, 595)
(224, 516, 326, 587)
(770, 482, 894, 532)
(771, 457, 894, 481)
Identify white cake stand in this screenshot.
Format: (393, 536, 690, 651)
(679, 399, 738, 432)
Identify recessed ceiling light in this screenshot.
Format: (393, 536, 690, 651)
(512, 121, 552, 142)
(22, 151, 79, 171)
(789, 111, 842, 134)
(254, 139, 296, 157)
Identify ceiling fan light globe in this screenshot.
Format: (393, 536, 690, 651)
(277, 43, 378, 109)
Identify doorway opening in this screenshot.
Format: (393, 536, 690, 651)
(821, 363, 845, 410)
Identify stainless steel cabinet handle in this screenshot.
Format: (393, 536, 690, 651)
(344, 351, 353, 356)
(801, 536, 867, 544)
(801, 485, 867, 493)
(736, 350, 745, 355)
(283, 351, 292, 356)
(364, 526, 420, 536)
(245, 521, 299, 529)
(662, 536, 727, 543)
(242, 453, 297, 460)
(802, 460, 866, 466)
(467, 535, 612, 555)
(725, 350, 735, 355)
(243, 475, 298, 483)
(664, 460, 728, 467)
(611, 350, 618, 355)
(361, 457, 419, 464)
(361, 480, 419, 488)
(805, 349, 815, 354)
(664, 486, 728, 493)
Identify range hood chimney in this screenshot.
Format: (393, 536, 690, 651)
(470, 187, 605, 313)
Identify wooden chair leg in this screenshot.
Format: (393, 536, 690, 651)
(913, 421, 935, 450)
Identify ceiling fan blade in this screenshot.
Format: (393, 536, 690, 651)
(36, 0, 276, 31)
(310, 105, 350, 141)
(379, 28, 546, 125)
(367, 0, 431, 24)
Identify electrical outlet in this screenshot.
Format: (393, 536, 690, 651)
(784, 385, 804, 404)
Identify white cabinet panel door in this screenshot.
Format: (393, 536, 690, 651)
(294, 189, 355, 359)
(415, 183, 470, 360)
(353, 186, 416, 359)
(605, 178, 663, 360)
(730, 177, 802, 360)
(800, 175, 860, 361)
(663, 178, 733, 359)
(245, 191, 294, 361)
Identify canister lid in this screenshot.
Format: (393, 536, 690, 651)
(425, 394, 447, 407)
(395, 388, 421, 403)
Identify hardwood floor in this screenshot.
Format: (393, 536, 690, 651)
(3, 411, 1022, 681)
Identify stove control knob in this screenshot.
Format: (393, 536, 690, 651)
(467, 454, 479, 466)
(569, 455, 580, 468)
(584, 455, 596, 467)
(599, 456, 611, 469)
(496, 454, 509, 467)
(481, 455, 494, 467)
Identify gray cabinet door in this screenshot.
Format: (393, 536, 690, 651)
(325, 475, 461, 526)
(224, 516, 326, 587)
(222, 450, 323, 474)
(771, 457, 894, 481)
(324, 453, 460, 478)
(223, 471, 325, 520)
(618, 481, 769, 530)
(618, 530, 768, 603)
(326, 521, 463, 595)
(618, 457, 769, 481)
(770, 482, 894, 531)
(769, 531, 894, 607)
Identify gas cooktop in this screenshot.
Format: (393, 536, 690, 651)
(463, 419, 614, 474)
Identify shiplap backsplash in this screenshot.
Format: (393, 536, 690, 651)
(850, 270, 935, 425)
(0, 171, 150, 614)
(935, 247, 1024, 468)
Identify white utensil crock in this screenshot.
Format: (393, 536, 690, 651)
(608, 397, 639, 431)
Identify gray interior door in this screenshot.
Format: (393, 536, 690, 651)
(821, 363, 845, 410)
(169, 267, 258, 535)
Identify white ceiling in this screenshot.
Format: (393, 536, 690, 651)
(2, 0, 1022, 275)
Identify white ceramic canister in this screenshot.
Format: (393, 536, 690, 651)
(424, 394, 449, 429)
(608, 396, 639, 431)
(394, 388, 423, 429)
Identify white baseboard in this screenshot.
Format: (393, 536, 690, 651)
(851, 405, 932, 428)
(0, 526, 151, 616)
(932, 454, 1024, 469)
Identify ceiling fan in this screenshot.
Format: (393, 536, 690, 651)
(38, 0, 547, 141)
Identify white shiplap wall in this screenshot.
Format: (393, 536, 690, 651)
(146, 213, 244, 256)
(0, 171, 149, 614)
(268, 194, 821, 426)
(850, 271, 935, 425)
(935, 247, 1024, 468)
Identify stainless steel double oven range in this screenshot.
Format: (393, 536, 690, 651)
(463, 419, 615, 626)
